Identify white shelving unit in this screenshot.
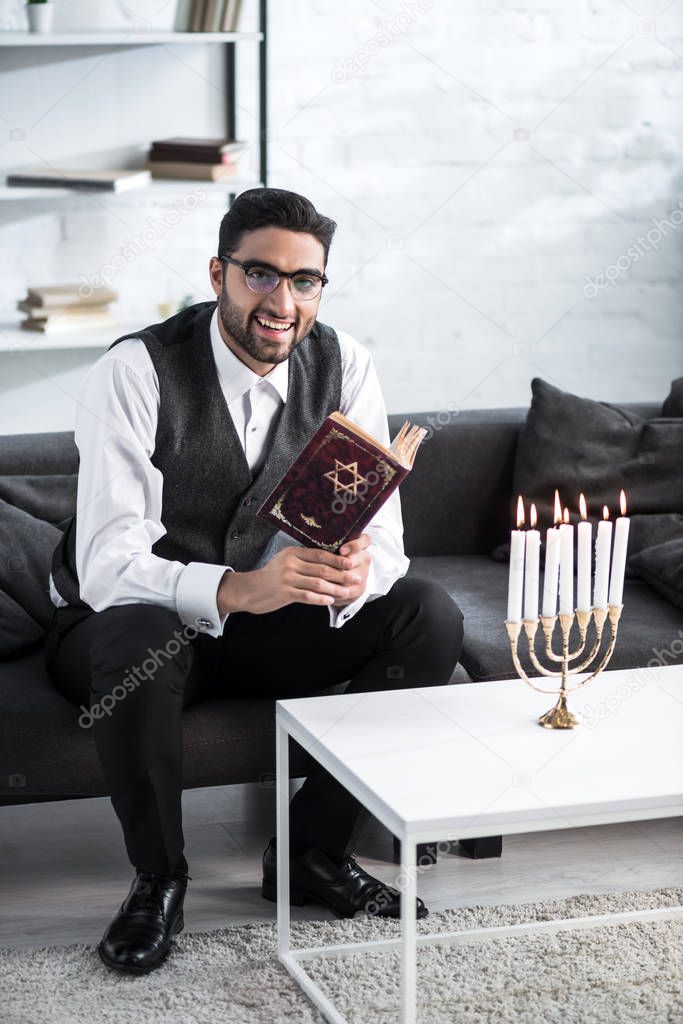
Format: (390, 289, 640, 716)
(0, 5, 269, 352)
(0, 179, 264, 201)
(0, 31, 263, 46)
(0, 321, 147, 353)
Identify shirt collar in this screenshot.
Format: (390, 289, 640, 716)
(209, 305, 289, 405)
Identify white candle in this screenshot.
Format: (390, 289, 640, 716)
(608, 490, 630, 606)
(507, 495, 526, 622)
(558, 508, 574, 615)
(542, 529, 561, 617)
(593, 507, 612, 609)
(523, 503, 540, 621)
(577, 493, 592, 612)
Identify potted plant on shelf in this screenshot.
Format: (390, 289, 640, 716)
(26, 0, 55, 34)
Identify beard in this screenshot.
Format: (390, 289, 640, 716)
(217, 282, 315, 366)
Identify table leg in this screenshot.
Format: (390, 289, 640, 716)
(276, 718, 290, 958)
(400, 836, 417, 1024)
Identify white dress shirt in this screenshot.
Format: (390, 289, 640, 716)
(49, 308, 410, 637)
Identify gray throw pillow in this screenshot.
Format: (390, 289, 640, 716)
(0, 499, 61, 635)
(630, 538, 683, 611)
(491, 378, 683, 568)
(515, 378, 683, 523)
(662, 377, 683, 417)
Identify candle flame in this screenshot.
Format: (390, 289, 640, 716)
(620, 489, 627, 516)
(579, 493, 587, 520)
(563, 507, 569, 524)
(530, 503, 537, 528)
(603, 505, 610, 520)
(553, 489, 562, 524)
(516, 494, 525, 528)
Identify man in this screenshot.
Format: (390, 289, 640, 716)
(45, 187, 464, 975)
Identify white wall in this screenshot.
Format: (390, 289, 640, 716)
(0, 0, 681, 434)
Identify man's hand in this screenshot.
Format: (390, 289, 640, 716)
(329, 534, 372, 608)
(217, 534, 373, 617)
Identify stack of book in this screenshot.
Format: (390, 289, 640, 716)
(177, 0, 243, 32)
(146, 137, 246, 182)
(17, 285, 118, 334)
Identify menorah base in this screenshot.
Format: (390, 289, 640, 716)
(538, 693, 580, 730)
(506, 605, 624, 730)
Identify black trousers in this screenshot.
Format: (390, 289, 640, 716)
(44, 576, 464, 876)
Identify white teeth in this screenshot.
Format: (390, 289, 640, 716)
(255, 316, 292, 332)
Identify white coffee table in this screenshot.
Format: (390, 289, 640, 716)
(275, 665, 683, 1024)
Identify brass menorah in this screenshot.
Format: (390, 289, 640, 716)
(505, 605, 623, 729)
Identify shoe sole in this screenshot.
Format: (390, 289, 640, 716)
(261, 879, 428, 920)
(97, 912, 185, 975)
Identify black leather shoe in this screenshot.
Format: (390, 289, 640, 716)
(98, 869, 191, 974)
(261, 838, 428, 920)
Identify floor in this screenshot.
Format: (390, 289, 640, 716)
(1, 784, 681, 952)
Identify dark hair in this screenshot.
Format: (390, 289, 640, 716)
(217, 187, 337, 266)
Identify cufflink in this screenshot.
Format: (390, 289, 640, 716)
(197, 618, 213, 629)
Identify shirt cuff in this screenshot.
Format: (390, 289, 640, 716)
(176, 562, 234, 638)
(328, 558, 377, 629)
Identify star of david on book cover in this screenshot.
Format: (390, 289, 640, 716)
(256, 412, 427, 552)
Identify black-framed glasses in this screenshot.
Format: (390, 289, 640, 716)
(219, 255, 328, 300)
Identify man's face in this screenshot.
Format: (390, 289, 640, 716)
(209, 226, 325, 375)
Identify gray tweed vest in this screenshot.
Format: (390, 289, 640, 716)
(51, 300, 343, 607)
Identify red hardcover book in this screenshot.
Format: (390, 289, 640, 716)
(256, 412, 427, 552)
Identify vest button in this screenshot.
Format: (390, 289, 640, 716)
(243, 497, 253, 506)
(231, 530, 241, 539)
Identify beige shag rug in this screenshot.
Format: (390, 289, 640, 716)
(2, 888, 682, 1023)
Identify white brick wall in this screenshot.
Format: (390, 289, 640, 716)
(0, 0, 681, 433)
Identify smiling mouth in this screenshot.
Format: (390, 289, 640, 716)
(252, 314, 295, 340)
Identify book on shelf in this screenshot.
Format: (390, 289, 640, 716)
(185, 0, 243, 31)
(189, 0, 207, 31)
(16, 283, 118, 333)
(148, 138, 245, 163)
(173, 0, 195, 31)
(146, 160, 240, 182)
(221, 0, 243, 31)
(203, 0, 224, 31)
(148, 148, 241, 166)
(6, 168, 151, 192)
(256, 412, 428, 553)
(20, 312, 116, 334)
(22, 285, 117, 308)
(17, 300, 112, 318)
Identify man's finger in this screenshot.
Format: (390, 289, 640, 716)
(339, 533, 372, 555)
(295, 547, 353, 569)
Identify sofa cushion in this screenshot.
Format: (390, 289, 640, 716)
(0, 475, 77, 528)
(0, 500, 61, 659)
(408, 555, 683, 683)
(0, 647, 343, 801)
(0, 590, 45, 660)
(630, 537, 683, 612)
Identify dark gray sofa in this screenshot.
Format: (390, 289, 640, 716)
(2, 401, 679, 808)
